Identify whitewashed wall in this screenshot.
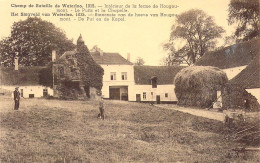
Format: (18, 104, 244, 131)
(2, 85, 53, 98)
(222, 65, 247, 80)
(100, 64, 135, 98)
(128, 84, 177, 102)
(246, 88, 260, 102)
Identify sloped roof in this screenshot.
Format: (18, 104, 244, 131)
(229, 54, 260, 89)
(195, 38, 260, 69)
(134, 66, 186, 85)
(60, 51, 133, 65)
(0, 67, 45, 86)
(90, 52, 133, 65)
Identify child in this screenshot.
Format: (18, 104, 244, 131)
(97, 96, 105, 120)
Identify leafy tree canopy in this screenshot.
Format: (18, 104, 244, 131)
(134, 57, 145, 66)
(75, 36, 104, 90)
(228, 0, 260, 41)
(164, 9, 225, 65)
(0, 17, 75, 67)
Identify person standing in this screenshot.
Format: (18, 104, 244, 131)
(97, 96, 105, 120)
(14, 87, 20, 110)
(244, 99, 250, 111)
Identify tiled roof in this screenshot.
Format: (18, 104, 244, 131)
(134, 66, 186, 85)
(90, 52, 133, 65)
(195, 38, 260, 69)
(60, 50, 133, 65)
(0, 67, 45, 86)
(229, 54, 260, 89)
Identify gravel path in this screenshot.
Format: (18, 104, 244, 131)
(156, 104, 226, 122)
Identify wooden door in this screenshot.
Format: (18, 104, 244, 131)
(156, 95, 160, 104)
(109, 88, 120, 100)
(136, 94, 141, 102)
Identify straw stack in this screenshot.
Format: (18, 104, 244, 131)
(174, 66, 228, 108)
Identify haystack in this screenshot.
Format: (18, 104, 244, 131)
(174, 66, 228, 108)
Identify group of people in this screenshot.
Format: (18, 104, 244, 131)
(13, 87, 105, 119)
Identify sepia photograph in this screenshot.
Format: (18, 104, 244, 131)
(0, 0, 259, 162)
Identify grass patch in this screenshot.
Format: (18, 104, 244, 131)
(0, 97, 259, 162)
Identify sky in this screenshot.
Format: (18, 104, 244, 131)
(0, 0, 235, 65)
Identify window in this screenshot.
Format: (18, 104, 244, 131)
(121, 72, 127, 80)
(29, 94, 34, 98)
(143, 92, 146, 100)
(151, 92, 153, 95)
(110, 72, 116, 80)
(165, 93, 168, 98)
(43, 88, 48, 97)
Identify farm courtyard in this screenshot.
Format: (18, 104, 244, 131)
(0, 96, 259, 162)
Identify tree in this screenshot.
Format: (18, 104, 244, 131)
(0, 17, 75, 67)
(134, 57, 145, 66)
(163, 42, 192, 65)
(164, 9, 225, 65)
(214, 35, 237, 51)
(90, 45, 99, 52)
(228, 0, 260, 41)
(75, 35, 104, 90)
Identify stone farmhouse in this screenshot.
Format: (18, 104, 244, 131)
(0, 67, 53, 98)
(90, 48, 185, 103)
(130, 66, 184, 103)
(90, 50, 134, 100)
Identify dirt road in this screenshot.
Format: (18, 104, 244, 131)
(156, 104, 226, 122)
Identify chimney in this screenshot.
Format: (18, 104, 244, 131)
(52, 50, 56, 62)
(127, 53, 130, 62)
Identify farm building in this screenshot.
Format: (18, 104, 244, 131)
(0, 35, 185, 102)
(90, 49, 134, 101)
(195, 38, 260, 80)
(90, 50, 185, 103)
(129, 66, 185, 103)
(0, 67, 53, 98)
(222, 54, 260, 111)
(195, 38, 260, 110)
(229, 54, 260, 101)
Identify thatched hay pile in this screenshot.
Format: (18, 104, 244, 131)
(174, 66, 228, 108)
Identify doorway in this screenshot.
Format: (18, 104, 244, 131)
(109, 88, 120, 100)
(156, 95, 160, 104)
(136, 94, 141, 102)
